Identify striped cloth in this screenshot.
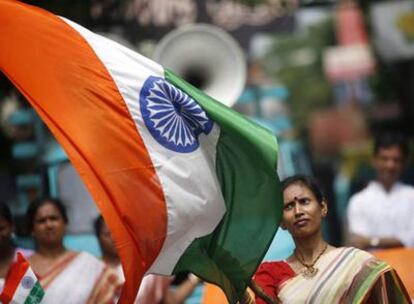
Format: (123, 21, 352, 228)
(276, 247, 411, 303)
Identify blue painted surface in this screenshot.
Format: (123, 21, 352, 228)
(184, 284, 204, 304)
(12, 142, 38, 159)
(14, 234, 102, 257)
(8, 109, 35, 125)
(63, 234, 102, 257)
(42, 141, 68, 164)
(16, 174, 42, 190)
(263, 228, 295, 261)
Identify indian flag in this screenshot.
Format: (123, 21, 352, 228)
(0, 253, 44, 304)
(0, 1, 282, 303)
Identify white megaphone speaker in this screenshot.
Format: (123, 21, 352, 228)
(153, 24, 247, 107)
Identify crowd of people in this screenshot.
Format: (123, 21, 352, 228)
(0, 199, 200, 303)
(0, 132, 413, 303)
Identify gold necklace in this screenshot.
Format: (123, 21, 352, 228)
(295, 243, 328, 279)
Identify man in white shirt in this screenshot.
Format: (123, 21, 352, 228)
(347, 133, 414, 249)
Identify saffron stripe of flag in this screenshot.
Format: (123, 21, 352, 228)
(0, 253, 44, 304)
(0, 1, 283, 303)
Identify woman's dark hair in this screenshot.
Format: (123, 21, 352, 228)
(26, 197, 68, 231)
(94, 215, 104, 238)
(0, 201, 13, 224)
(281, 174, 326, 204)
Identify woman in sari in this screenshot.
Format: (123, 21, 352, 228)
(0, 202, 32, 292)
(93, 215, 200, 304)
(27, 197, 117, 303)
(249, 175, 410, 304)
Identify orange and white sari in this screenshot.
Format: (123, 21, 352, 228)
(38, 251, 120, 304)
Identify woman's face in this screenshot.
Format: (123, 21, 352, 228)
(282, 182, 327, 239)
(32, 202, 66, 247)
(99, 222, 118, 258)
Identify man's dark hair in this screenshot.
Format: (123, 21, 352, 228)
(374, 132, 409, 159)
(281, 174, 326, 204)
(26, 197, 68, 231)
(0, 201, 13, 224)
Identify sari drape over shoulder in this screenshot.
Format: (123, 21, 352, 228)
(38, 251, 120, 304)
(254, 247, 411, 304)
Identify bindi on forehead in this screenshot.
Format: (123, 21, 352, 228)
(283, 183, 314, 203)
(284, 194, 307, 205)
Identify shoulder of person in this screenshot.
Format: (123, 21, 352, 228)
(256, 261, 293, 277)
(347, 191, 366, 208)
(343, 246, 374, 260)
(342, 247, 395, 273)
(348, 182, 377, 204)
(77, 251, 105, 266)
(396, 182, 414, 195)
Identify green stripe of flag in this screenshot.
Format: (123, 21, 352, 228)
(23, 281, 44, 304)
(166, 70, 283, 303)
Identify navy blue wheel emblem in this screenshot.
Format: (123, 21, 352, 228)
(21, 276, 35, 289)
(140, 76, 213, 153)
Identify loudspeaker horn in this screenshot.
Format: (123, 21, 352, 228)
(154, 24, 247, 107)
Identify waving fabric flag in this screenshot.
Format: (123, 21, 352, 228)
(0, 253, 44, 304)
(0, 1, 282, 303)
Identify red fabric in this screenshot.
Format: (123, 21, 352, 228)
(253, 261, 295, 304)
